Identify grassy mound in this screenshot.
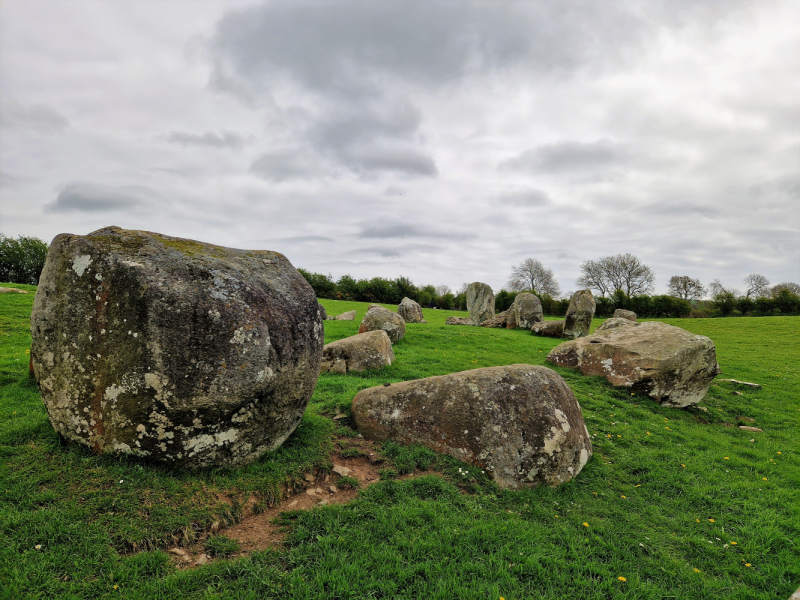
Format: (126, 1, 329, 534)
(1, 289, 798, 598)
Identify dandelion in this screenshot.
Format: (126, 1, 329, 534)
(777, 451, 782, 455)
(630, 393, 634, 396)
(617, 435, 621, 438)
(745, 563, 751, 568)
(583, 522, 589, 527)
(696, 519, 700, 523)
(693, 568, 700, 573)
(646, 432, 651, 436)
(113, 585, 119, 590)
(618, 576, 627, 582)
(635, 484, 641, 488)
(681, 464, 686, 468)
(724, 457, 729, 460)
(730, 541, 737, 545)
(762, 477, 767, 481)
(709, 519, 715, 523)
(555, 515, 559, 518)
(621, 495, 626, 499)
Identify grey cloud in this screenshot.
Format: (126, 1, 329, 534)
(45, 183, 157, 213)
(499, 139, 630, 173)
(384, 185, 406, 196)
(248, 150, 329, 182)
(277, 235, 336, 244)
(159, 130, 250, 150)
(341, 145, 437, 177)
(640, 202, 720, 218)
(0, 98, 69, 133)
(357, 222, 476, 241)
(498, 189, 551, 207)
(350, 242, 442, 258)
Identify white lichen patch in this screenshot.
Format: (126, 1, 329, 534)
(104, 384, 127, 402)
(71, 254, 92, 277)
(553, 409, 571, 433)
(184, 428, 240, 456)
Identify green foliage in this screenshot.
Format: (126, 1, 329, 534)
(204, 535, 241, 557)
(595, 292, 691, 318)
(336, 476, 360, 490)
(0, 234, 49, 285)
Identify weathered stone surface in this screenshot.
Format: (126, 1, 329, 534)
(613, 308, 637, 322)
(318, 303, 328, 321)
(358, 306, 406, 343)
(320, 330, 394, 374)
(514, 292, 543, 330)
(30, 226, 324, 469)
(480, 308, 512, 328)
(563, 289, 595, 339)
(532, 320, 565, 338)
(596, 317, 635, 332)
(398, 297, 424, 323)
(446, 316, 473, 326)
(352, 365, 592, 489)
(332, 310, 357, 321)
(466, 282, 494, 325)
(546, 321, 720, 407)
(506, 310, 517, 329)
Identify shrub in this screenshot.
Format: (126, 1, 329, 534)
(0, 234, 49, 285)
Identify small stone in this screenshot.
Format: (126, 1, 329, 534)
(717, 379, 762, 389)
(168, 548, 187, 556)
(315, 487, 324, 494)
(210, 521, 220, 533)
(332, 464, 352, 477)
(287, 499, 298, 507)
(195, 553, 209, 565)
(304, 473, 316, 483)
(698, 407, 708, 412)
(306, 488, 317, 496)
(329, 485, 337, 494)
(738, 426, 763, 432)
(319, 499, 329, 506)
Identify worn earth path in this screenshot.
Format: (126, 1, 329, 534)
(166, 435, 428, 569)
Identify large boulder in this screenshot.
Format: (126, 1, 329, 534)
(331, 310, 357, 321)
(398, 297, 424, 323)
(321, 330, 394, 374)
(446, 316, 473, 326)
(30, 226, 324, 469)
(318, 303, 328, 321)
(514, 292, 544, 330)
(466, 282, 494, 325)
(613, 308, 637, 322)
(532, 320, 564, 338)
(563, 289, 595, 339)
(546, 321, 721, 407)
(358, 306, 406, 343)
(352, 365, 592, 489)
(480, 308, 512, 328)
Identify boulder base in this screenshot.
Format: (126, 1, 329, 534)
(480, 308, 512, 328)
(613, 308, 637, 322)
(321, 330, 394, 373)
(563, 289, 595, 339)
(514, 292, 544, 329)
(398, 297, 425, 323)
(352, 365, 592, 489)
(532, 320, 565, 338)
(546, 321, 720, 407)
(466, 282, 494, 325)
(331, 310, 356, 321)
(446, 316, 473, 325)
(30, 226, 323, 469)
(358, 306, 406, 343)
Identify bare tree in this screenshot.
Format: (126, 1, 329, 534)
(770, 282, 800, 297)
(577, 253, 655, 297)
(507, 258, 561, 296)
(708, 279, 740, 298)
(742, 273, 770, 298)
(667, 276, 706, 300)
(435, 284, 452, 297)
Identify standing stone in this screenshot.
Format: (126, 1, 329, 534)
(514, 292, 544, 330)
(613, 309, 637, 322)
(398, 297, 424, 323)
(352, 365, 592, 489)
(546, 321, 720, 408)
(30, 227, 324, 469)
(563, 289, 595, 339)
(466, 282, 494, 325)
(318, 303, 328, 321)
(321, 330, 394, 374)
(358, 306, 406, 343)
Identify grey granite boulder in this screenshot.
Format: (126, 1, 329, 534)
(514, 292, 544, 330)
(613, 308, 637, 322)
(480, 308, 512, 328)
(321, 330, 394, 374)
(546, 321, 720, 407)
(398, 297, 424, 323)
(563, 289, 595, 339)
(351, 365, 592, 489)
(30, 226, 323, 469)
(466, 282, 494, 325)
(358, 306, 406, 343)
(445, 316, 473, 325)
(532, 320, 565, 338)
(332, 310, 356, 321)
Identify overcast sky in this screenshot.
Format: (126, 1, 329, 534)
(1, 0, 798, 295)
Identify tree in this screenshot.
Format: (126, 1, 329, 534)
(708, 279, 739, 298)
(742, 273, 770, 298)
(576, 253, 655, 297)
(0, 234, 49, 285)
(435, 284, 452, 297)
(667, 275, 706, 300)
(507, 258, 560, 296)
(770, 282, 800, 298)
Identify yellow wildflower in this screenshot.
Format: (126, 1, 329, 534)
(730, 541, 737, 545)
(621, 495, 626, 499)
(680, 464, 686, 468)
(618, 576, 627, 582)
(724, 457, 729, 460)
(693, 568, 700, 573)
(745, 563, 751, 568)
(583, 522, 589, 527)
(709, 519, 715, 523)
(762, 477, 768, 481)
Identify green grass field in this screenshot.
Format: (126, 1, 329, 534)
(2, 288, 798, 599)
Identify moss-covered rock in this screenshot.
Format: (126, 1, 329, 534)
(352, 365, 592, 489)
(30, 226, 323, 469)
(563, 289, 595, 339)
